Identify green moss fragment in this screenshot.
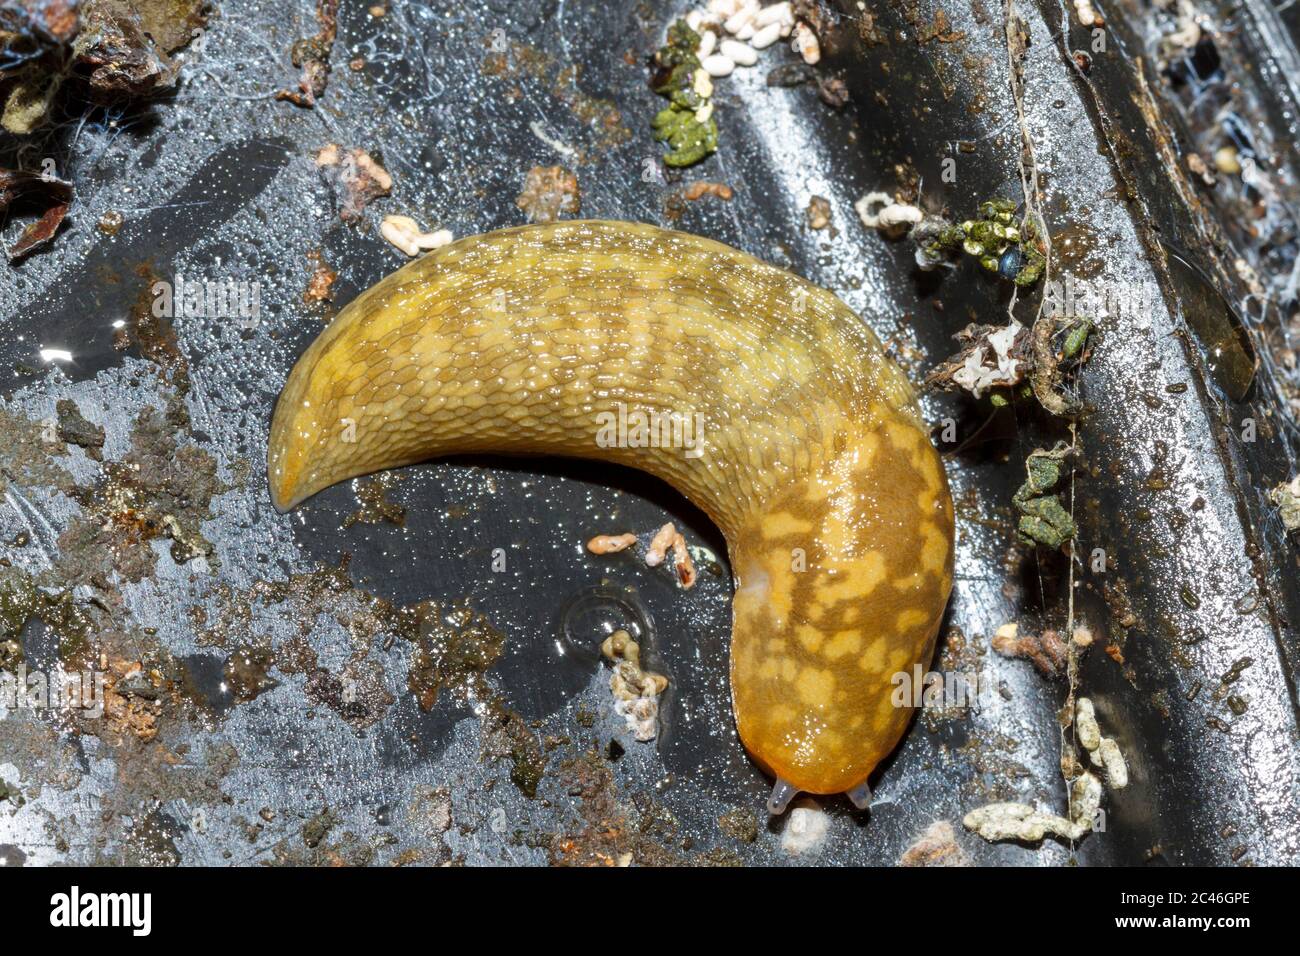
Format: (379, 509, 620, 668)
(925, 196, 1047, 286)
(652, 106, 718, 167)
(648, 19, 717, 168)
(1013, 443, 1076, 549)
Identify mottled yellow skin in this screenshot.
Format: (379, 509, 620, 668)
(269, 220, 954, 797)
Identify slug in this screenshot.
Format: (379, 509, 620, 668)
(268, 220, 954, 812)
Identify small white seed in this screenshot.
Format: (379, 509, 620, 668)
(754, 1, 794, 27)
(708, 0, 743, 16)
(697, 28, 718, 57)
(720, 38, 758, 65)
(750, 21, 782, 48)
(702, 53, 736, 77)
(724, 1, 759, 35)
(692, 67, 714, 98)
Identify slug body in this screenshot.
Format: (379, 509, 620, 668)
(269, 220, 954, 802)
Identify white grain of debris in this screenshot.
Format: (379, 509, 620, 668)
(1270, 475, 1300, 531)
(1215, 145, 1242, 175)
(615, 696, 660, 742)
(1070, 771, 1104, 829)
(720, 38, 758, 66)
(780, 799, 829, 856)
(528, 119, 577, 158)
(1073, 0, 1100, 26)
(1161, 0, 1202, 58)
(898, 821, 970, 867)
(963, 802, 1087, 843)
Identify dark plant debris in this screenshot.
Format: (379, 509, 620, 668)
(276, 0, 339, 108)
(0, 167, 72, 260)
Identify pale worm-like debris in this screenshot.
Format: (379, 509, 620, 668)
(586, 533, 638, 554)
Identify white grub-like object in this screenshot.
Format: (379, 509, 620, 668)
(702, 53, 736, 77)
(697, 27, 718, 58)
(1073, 0, 1101, 27)
(751, 21, 783, 48)
(1075, 696, 1102, 752)
(854, 191, 923, 237)
(380, 215, 452, 257)
(755, 2, 794, 29)
(1093, 737, 1129, 789)
(645, 522, 676, 567)
(723, 0, 760, 35)
(720, 38, 758, 66)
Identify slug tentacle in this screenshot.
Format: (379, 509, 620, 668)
(846, 779, 874, 811)
(768, 779, 799, 816)
(268, 220, 954, 802)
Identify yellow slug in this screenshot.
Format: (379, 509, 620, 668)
(268, 220, 954, 812)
